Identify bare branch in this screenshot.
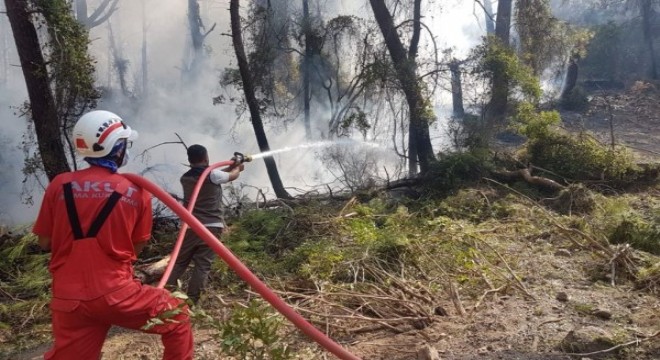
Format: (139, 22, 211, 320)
(408, 0, 422, 58)
(88, 0, 119, 29)
(137, 133, 187, 160)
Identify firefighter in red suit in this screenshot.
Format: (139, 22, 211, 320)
(33, 110, 194, 360)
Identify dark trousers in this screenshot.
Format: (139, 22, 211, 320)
(166, 227, 220, 303)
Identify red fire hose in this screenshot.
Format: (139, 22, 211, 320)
(123, 166, 360, 360)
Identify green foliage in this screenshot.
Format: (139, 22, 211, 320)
(581, 22, 622, 81)
(636, 262, 660, 294)
(434, 189, 514, 223)
(550, 184, 597, 215)
(0, 232, 50, 299)
(526, 132, 637, 181)
(515, 0, 582, 76)
(294, 241, 344, 281)
(609, 216, 660, 255)
(421, 151, 491, 196)
(141, 291, 188, 331)
(229, 209, 288, 254)
(209, 299, 292, 360)
(340, 109, 370, 137)
(18, 0, 99, 190)
(0, 231, 51, 355)
(514, 104, 638, 182)
(512, 102, 561, 139)
(37, 0, 99, 123)
(474, 36, 542, 102)
(560, 86, 589, 111)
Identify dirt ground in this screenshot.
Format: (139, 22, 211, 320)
(12, 232, 660, 360)
(8, 83, 660, 360)
(561, 80, 660, 161)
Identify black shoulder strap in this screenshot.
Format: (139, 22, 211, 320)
(86, 191, 123, 237)
(63, 182, 84, 240)
(62, 181, 126, 240)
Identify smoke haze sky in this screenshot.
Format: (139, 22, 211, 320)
(0, 0, 486, 226)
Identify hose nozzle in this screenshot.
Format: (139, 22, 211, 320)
(232, 152, 252, 164)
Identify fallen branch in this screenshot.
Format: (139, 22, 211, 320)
(484, 178, 613, 256)
(492, 168, 566, 191)
(485, 241, 535, 300)
(471, 285, 506, 313)
(449, 282, 466, 316)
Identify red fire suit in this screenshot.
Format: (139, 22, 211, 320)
(33, 167, 193, 359)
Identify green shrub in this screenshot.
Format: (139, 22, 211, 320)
(513, 102, 561, 139)
(422, 151, 491, 196)
(435, 189, 494, 222)
(527, 132, 637, 181)
(290, 240, 345, 281)
(474, 36, 542, 102)
(0, 233, 50, 299)
(549, 184, 597, 215)
(199, 299, 292, 360)
(635, 262, 660, 293)
(560, 86, 589, 111)
(609, 216, 660, 255)
(229, 209, 288, 253)
(581, 22, 622, 81)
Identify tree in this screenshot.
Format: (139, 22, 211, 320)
(449, 59, 465, 118)
(560, 55, 579, 99)
(640, 0, 658, 79)
(302, 0, 312, 139)
(483, 0, 495, 34)
(229, 0, 296, 122)
(307, 15, 379, 138)
(487, 0, 513, 123)
(74, 0, 118, 29)
(185, 0, 215, 80)
(5, 0, 70, 181)
(516, 0, 582, 78)
(140, 0, 148, 98)
(369, 0, 435, 175)
(474, 0, 495, 34)
(6, 0, 99, 182)
(1, 11, 8, 84)
(230, 0, 290, 199)
(107, 22, 128, 96)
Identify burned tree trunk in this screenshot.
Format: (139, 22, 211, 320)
(5, 0, 70, 180)
(1, 13, 8, 84)
(487, 0, 512, 124)
(369, 0, 435, 175)
(302, 0, 312, 139)
(640, 0, 658, 80)
(483, 0, 495, 34)
(186, 0, 215, 80)
(561, 56, 579, 100)
(141, 0, 148, 98)
(230, 0, 290, 199)
(449, 60, 465, 118)
(108, 21, 130, 97)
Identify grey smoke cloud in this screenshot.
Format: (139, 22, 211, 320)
(0, 0, 486, 226)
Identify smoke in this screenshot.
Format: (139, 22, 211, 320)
(0, 0, 490, 226)
(0, 69, 34, 225)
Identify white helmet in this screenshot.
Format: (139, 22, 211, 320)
(73, 110, 138, 158)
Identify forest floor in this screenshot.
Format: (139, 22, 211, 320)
(4, 82, 660, 360)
